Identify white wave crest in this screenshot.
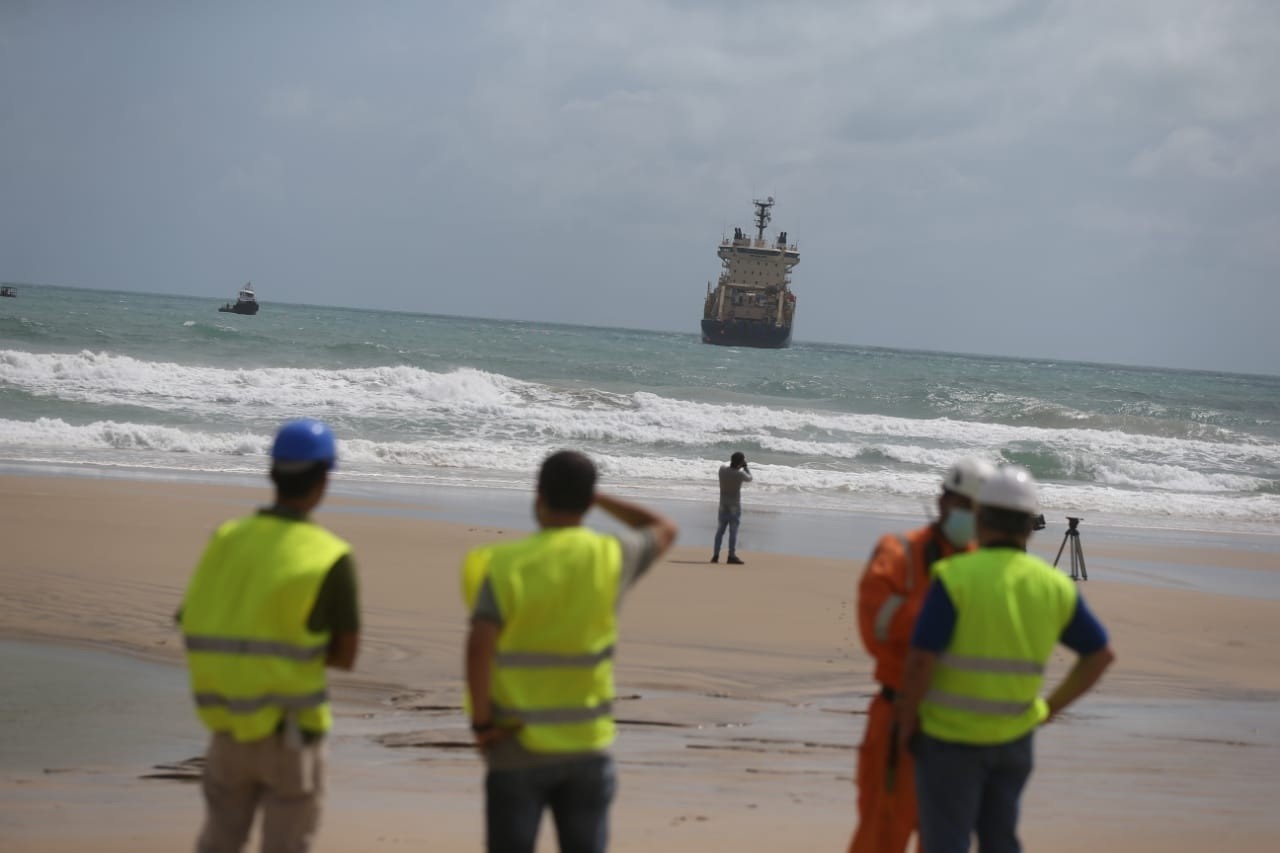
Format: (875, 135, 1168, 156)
(2, 349, 1278, 530)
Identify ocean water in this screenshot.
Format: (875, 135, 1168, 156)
(2, 283, 1278, 533)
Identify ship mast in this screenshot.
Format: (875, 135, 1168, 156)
(753, 196, 774, 240)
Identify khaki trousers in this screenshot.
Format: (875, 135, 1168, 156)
(197, 731, 326, 853)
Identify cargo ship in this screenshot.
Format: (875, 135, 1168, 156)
(701, 197, 798, 348)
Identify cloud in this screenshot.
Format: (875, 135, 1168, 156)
(2, 0, 1279, 372)
(1131, 125, 1280, 180)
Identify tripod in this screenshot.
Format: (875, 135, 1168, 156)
(1052, 516, 1088, 581)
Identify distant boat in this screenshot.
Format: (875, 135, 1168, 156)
(218, 282, 259, 315)
(701, 197, 799, 349)
(0, 286, 16, 298)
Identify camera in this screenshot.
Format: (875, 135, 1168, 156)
(1032, 514, 1046, 531)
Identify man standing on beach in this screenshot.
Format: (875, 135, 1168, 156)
(179, 419, 359, 853)
(897, 466, 1115, 853)
(711, 451, 752, 564)
(462, 449, 678, 853)
(849, 458, 994, 853)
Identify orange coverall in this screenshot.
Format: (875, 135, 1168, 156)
(848, 524, 966, 853)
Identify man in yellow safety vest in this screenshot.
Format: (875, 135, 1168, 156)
(463, 449, 678, 853)
(180, 419, 360, 853)
(896, 465, 1115, 853)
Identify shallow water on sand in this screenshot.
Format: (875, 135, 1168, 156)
(4, 638, 1279, 838)
(0, 641, 204, 773)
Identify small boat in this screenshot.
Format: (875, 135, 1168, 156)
(0, 286, 16, 298)
(218, 283, 259, 315)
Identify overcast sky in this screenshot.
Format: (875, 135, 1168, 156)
(2, 1, 1278, 374)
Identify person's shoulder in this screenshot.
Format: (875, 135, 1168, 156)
(869, 531, 911, 561)
(469, 531, 540, 559)
(903, 523, 941, 548)
(209, 513, 258, 540)
(878, 524, 933, 550)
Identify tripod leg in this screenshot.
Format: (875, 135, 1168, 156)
(1053, 533, 1069, 569)
(1075, 536, 1088, 581)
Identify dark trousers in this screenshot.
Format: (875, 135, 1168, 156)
(913, 731, 1033, 853)
(485, 755, 616, 853)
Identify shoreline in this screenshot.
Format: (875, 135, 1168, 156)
(3, 473, 1280, 851)
(4, 458, 1278, 540)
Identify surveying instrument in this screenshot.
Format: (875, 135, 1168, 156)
(1052, 516, 1088, 581)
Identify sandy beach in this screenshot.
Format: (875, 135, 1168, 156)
(2, 473, 1279, 852)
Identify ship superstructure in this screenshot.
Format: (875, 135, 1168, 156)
(701, 197, 799, 348)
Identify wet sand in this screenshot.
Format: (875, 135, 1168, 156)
(2, 473, 1279, 851)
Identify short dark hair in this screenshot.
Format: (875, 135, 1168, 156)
(271, 461, 329, 501)
(538, 450, 597, 514)
(978, 506, 1036, 537)
(730, 452, 746, 465)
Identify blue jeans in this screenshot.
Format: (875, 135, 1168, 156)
(713, 505, 741, 556)
(485, 755, 616, 853)
(913, 731, 1034, 853)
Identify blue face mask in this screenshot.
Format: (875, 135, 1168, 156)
(942, 508, 976, 547)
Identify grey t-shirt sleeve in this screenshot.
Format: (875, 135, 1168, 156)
(617, 528, 660, 592)
(472, 576, 503, 626)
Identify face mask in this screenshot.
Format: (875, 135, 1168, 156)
(942, 508, 976, 547)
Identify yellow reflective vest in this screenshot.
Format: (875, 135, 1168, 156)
(181, 514, 349, 742)
(463, 526, 623, 754)
(920, 547, 1078, 745)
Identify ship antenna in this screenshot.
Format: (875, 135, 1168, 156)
(753, 196, 774, 240)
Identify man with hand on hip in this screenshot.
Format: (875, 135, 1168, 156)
(897, 465, 1115, 853)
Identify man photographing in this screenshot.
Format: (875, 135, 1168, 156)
(711, 451, 752, 564)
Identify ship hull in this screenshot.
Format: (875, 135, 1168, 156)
(219, 302, 259, 315)
(701, 319, 792, 349)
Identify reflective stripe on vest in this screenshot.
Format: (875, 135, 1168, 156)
(465, 526, 623, 754)
(939, 653, 1045, 675)
(181, 514, 349, 743)
(924, 689, 1035, 717)
(194, 689, 328, 713)
(920, 547, 1077, 745)
(184, 635, 328, 662)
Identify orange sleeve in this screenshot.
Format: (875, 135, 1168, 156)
(857, 534, 923, 656)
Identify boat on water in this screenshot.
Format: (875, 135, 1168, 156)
(701, 197, 799, 348)
(0, 285, 16, 298)
(218, 283, 259, 315)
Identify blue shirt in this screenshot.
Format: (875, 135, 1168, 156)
(912, 577, 1108, 655)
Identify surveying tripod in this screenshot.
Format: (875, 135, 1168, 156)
(1052, 516, 1088, 581)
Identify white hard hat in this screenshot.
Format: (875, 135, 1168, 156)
(942, 457, 997, 501)
(977, 465, 1040, 515)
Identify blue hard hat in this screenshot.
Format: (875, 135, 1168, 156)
(271, 419, 337, 470)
